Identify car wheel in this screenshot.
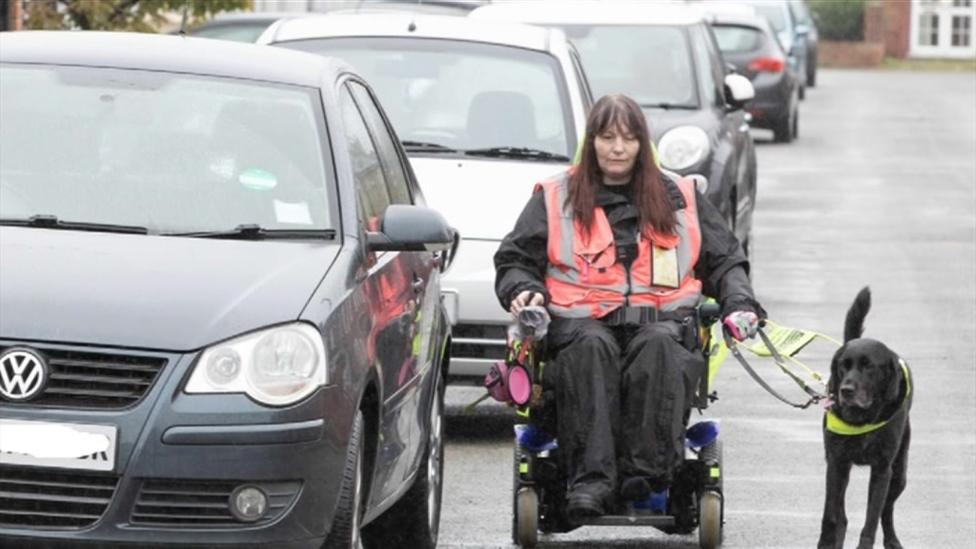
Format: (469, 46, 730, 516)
(362, 375, 444, 549)
(792, 111, 800, 140)
(323, 411, 365, 549)
(798, 81, 806, 100)
(807, 54, 817, 87)
(773, 105, 795, 144)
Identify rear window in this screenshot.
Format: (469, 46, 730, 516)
(712, 25, 765, 53)
(752, 4, 787, 32)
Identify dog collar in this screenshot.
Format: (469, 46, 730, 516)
(825, 359, 911, 436)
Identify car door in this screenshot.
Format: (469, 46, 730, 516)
(347, 79, 442, 476)
(337, 81, 420, 500)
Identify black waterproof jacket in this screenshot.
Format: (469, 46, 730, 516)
(493, 172, 764, 318)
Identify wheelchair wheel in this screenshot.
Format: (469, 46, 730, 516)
(511, 445, 523, 545)
(516, 487, 539, 548)
(698, 490, 723, 549)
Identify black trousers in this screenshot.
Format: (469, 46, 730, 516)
(543, 316, 706, 496)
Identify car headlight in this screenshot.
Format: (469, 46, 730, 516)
(185, 323, 327, 406)
(657, 126, 710, 171)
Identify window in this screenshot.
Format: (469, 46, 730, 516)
(347, 82, 412, 206)
(953, 0, 972, 8)
(713, 25, 765, 53)
(337, 84, 389, 229)
(284, 38, 575, 157)
(561, 24, 698, 109)
(0, 64, 331, 234)
(691, 25, 725, 108)
(919, 12, 940, 46)
(952, 15, 972, 46)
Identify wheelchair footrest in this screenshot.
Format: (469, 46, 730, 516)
(578, 514, 677, 528)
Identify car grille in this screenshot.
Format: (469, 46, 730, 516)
(451, 323, 508, 361)
(0, 343, 168, 409)
(0, 465, 119, 529)
(131, 479, 301, 527)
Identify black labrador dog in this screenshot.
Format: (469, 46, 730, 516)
(818, 287, 912, 549)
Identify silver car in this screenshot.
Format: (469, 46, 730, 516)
(261, 14, 591, 379)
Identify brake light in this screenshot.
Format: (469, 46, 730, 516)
(748, 56, 785, 73)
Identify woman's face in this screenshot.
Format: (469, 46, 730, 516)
(594, 121, 640, 180)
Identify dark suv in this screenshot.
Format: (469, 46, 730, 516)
(0, 31, 455, 549)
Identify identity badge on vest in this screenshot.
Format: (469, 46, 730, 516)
(652, 246, 680, 288)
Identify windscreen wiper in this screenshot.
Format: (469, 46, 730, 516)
(165, 224, 336, 240)
(401, 140, 459, 153)
(639, 102, 697, 110)
(0, 215, 149, 234)
(463, 147, 570, 162)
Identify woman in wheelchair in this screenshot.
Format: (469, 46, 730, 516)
(494, 94, 764, 524)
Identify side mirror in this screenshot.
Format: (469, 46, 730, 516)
(366, 204, 457, 253)
(723, 73, 754, 110)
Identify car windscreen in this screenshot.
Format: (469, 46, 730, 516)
(0, 64, 334, 235)
(712, 24, 765, 53)
(558, 25, 698, 109)
(280, 37, 575, 157)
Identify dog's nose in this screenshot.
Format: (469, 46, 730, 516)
(839, 386, 855, 400)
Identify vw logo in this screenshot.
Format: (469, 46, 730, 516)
(0, 348, 49, 402)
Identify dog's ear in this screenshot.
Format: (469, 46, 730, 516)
(884, 355, 902, 403)
(828, 349, 842, 396)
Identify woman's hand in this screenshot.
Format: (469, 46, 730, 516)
(510, 290, 545, 317)
(723, 310, 759, 341)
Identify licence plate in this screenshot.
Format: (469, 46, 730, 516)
(0, 418, 117, 472)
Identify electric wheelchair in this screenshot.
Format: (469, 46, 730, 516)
(499, 301, 726, 548)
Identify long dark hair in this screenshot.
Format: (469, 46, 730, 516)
(569, 94, 676, 238)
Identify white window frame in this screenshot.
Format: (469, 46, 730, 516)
(910, 0, 976, 58)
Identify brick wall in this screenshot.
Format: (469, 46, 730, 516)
(865, 0, 912, 59)
(818, 40, 886, 67)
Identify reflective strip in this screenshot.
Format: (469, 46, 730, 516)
(540, 176, 575, 267)
(548, 302, 598, 318)
(710, 466, 721, 479)
(519, 462, 528, 474)
(546, 267, 629, 292)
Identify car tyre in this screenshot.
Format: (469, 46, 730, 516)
(773, 107, 795, 144)
(363, 375, 444, 549)
(323, 410, 365, 549)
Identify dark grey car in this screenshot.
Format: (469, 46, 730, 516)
(709, 11, 801, 143)
(0, 31, 455, 549)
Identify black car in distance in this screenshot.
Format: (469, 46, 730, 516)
(708, 9, 801, 143)
(0, 31, 455, 549)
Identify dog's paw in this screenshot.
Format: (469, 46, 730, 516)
(883, 539, 903, 549)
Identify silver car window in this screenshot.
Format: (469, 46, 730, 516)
(282, 37, 575, 157)
(338, 83, 391, 229)
(347, 82, 412, 206)
(0, 64, 332, 233)
(559, 25, 698, 109)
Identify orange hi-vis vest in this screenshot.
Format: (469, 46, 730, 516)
(537, 172, 703, 319)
